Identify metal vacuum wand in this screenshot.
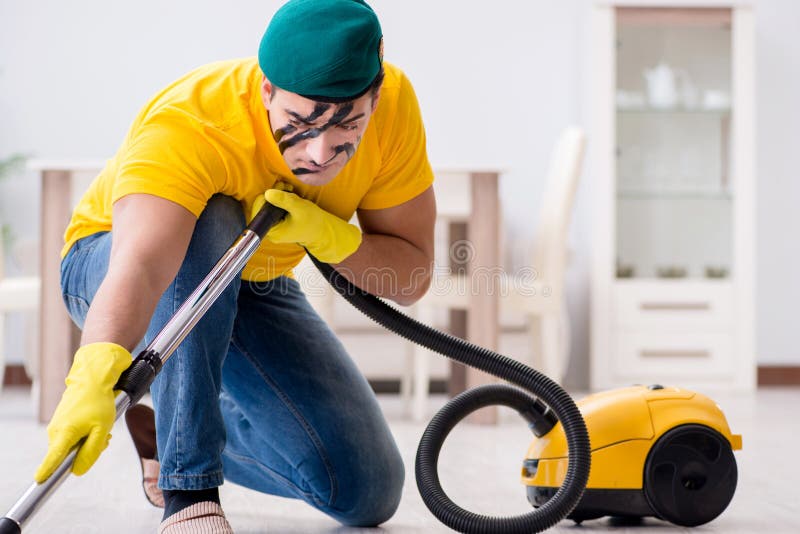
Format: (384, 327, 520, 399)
(0, 201, 287, 534)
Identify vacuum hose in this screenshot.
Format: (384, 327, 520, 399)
(0, 197, 587, 534)
(310, 257, 591, 533)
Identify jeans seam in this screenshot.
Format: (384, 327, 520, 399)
(62, 293, 90, 311)
(222, 449, 319, 504)
(171, 277, 184, 475)
(160, 472, 224, 480)
(230, 334, 338, 507)
(159, 471, 225, 491)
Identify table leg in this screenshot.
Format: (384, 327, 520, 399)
(466, 172, 500, 424)
(38, 170, 80, 423)
(447, 221, 468, 397)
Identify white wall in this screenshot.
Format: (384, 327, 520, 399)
(750, 0, 800, 366)
(1, 0, 798, 377)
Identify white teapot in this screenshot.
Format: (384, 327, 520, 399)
(643, 62, 678, 109)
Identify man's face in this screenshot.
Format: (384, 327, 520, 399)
(261, 78, 378, 186)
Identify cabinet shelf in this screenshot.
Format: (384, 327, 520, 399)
(617, 106, 731, 116)
(617, 188, 732, 199)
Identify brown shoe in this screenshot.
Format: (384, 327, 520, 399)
(125, 404, 164, 508)
(158, 502, 233, 534)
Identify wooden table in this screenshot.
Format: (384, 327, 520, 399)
(432, 169, 502, 424)
(32, 162, 502, 424)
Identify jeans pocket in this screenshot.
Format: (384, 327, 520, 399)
(60, 231, 110, 315)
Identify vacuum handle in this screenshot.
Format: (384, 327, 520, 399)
(113, 197, 287, 404)
(248, 201, 288, 239)
(2, 199, 289, 532)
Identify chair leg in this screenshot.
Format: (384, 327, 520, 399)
(411, 345, 430, 422)
(399, 358, 413, 410)
(527, 314, 544, 372)
(400, 305, 417, 414)
(559, 305, 572, 381)
(0, 312, 5, 394)
(540, 312, 564, 384)
(22, 309, 39, 386)
(410, 304, 435, 421)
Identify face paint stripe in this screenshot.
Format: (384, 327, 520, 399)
(332, 143, 356, 160)
(278, 127, 324, 154)
(274, 123, 297, 142)
(305, 102, 330, 123)
(285, 102, 332, 126)
(274, 102, 359, 155)
(327, 103, 354, 126)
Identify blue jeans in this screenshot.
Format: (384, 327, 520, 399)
(60, 195, 404, 527)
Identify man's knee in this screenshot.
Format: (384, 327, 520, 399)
(332, 448, 405, 527)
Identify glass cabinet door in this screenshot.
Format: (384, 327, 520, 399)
(614, 8, 733, 280)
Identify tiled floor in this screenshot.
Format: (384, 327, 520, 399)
(1, 386, 798, 533)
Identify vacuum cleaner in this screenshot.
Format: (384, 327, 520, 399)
(0, 194, 739, 533)
(522, 385, 741, 527)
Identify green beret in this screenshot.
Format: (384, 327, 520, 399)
(259, 0, 383, 101)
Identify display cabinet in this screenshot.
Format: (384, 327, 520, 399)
(590, 4, 755, 390)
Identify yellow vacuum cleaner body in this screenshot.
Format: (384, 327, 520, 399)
(521, 385, 742, 527)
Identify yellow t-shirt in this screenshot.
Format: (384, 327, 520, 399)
(63, 59, 434, 282)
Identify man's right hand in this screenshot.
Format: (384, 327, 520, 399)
(251, 184, 362, 264)
(34, 342, 132, 483)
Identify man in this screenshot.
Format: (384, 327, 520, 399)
(34, 0, 436, 531)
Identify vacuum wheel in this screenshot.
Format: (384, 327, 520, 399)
(643, 424, 737, 527)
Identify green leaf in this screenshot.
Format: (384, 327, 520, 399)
(1, 223, 14, 254)
(0, 153, 28, 180)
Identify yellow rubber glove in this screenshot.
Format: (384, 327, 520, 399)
(256, 188, 362, 263)
(34, 342, 132, 482)
(249, 180, 294, 222)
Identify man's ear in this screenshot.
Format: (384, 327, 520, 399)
(370, 87, 381, 113)
(261, 76, 274, 110)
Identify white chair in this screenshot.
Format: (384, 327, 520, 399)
(0, 237, 41, 393)
(402, 127, 587, 420)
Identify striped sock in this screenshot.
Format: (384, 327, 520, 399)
(162, 487, 220, 521)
